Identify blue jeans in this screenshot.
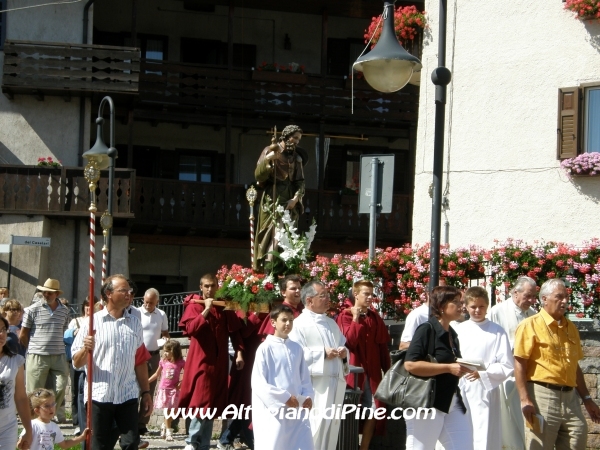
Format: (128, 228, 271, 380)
(185, 418, 214, 450)
(219, 418, 253, 449)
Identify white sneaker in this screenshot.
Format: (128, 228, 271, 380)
(73, 427, 80, 435)
(216, 443, 227, 450)
(183, 445, 195, 450)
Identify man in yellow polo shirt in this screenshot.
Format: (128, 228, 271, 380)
(514, 278, 600, 449)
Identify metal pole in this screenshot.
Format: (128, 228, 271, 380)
(105, 96, 116, 275)
(6, 236, 13, 291)
(368, 157, 379, 262)
(6, 234, 14, 290)
(428, 0, 451, 291)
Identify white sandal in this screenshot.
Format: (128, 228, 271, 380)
(160, 423, 166, 439)
(165, 428, 174, 441)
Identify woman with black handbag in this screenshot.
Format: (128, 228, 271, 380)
(404, 286, 474, 450)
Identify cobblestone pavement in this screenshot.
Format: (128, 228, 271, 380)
(56, 422, 250, 449)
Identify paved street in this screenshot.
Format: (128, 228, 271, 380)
(53, 422, 251, 449)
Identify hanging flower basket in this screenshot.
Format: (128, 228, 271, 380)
(564, 0, 600, 20)
(364, 5, 427, 48)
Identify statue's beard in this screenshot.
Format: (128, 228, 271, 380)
(284, 141, 296, 152)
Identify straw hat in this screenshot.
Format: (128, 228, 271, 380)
(36, 278, 63, 295)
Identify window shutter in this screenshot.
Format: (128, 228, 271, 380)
(557, 87, 580, 159)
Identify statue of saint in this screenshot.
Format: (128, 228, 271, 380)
(253, 125, 308, 272)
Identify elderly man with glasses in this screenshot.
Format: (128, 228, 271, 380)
(515, 278, 600, 450)
(288, 280, 349, 450)
(72, 274, 152, 450)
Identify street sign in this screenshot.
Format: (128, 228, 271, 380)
(11, 236, 51, 247)
(0, 244, 11, 253)
(358, 154, 395, 214)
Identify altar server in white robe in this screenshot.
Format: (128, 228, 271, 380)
(289, 280, 350, 450)
(456, 286, 514, 450)
(251, 304, 315, 450)
(488, 276, 536, 450)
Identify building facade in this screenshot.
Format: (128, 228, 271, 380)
(0, 0, 422, 303)
(413, 0, 600, 248)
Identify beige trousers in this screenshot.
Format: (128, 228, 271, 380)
(26, 353, 69, 421)
(525, 382, 587, 450)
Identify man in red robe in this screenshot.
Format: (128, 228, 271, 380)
(258, 274, 303, 336)
(179, 274, 243, 450)
(336, 280, 391, 450)
(218, 310, 267, 450)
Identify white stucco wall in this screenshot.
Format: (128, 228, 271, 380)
(413, 0, 600, 248)
(0, 0, 92, 166)
(0, 216, 128, 306)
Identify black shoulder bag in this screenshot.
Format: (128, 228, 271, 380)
(374, 322, 437, 409)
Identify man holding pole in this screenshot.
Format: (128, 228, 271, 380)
(179, 273, 244, 450)
(72, 274, 152, 450)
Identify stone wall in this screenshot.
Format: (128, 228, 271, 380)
(577, 323, 600, 450)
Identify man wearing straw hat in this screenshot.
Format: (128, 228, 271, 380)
(20, 278, 71, 422)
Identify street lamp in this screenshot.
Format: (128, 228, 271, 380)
(353, 1, 422, 93)
(83, 96, 118, 280)
(353, 0, 449, 290)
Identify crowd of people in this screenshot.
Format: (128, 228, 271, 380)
(1, 273, 600, 450)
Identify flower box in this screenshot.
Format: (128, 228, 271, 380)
(252, 70, 307, 85)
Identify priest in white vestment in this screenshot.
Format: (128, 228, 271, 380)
(251, 304, 315, 450)
(289, 280, 350, 450)
(488, 276, 536, 450)
(456, 286, 514, 450)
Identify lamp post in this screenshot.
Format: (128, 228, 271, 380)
(84, 96, 118, 281)
(354, 0, 449, 290)
(81, 96, 117, 449)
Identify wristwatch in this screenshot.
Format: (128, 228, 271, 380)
(140, 390, 151, 397)
(583, 395, 592, 401)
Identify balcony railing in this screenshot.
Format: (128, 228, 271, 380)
(139, 61, 419, 125)
(2, 40, 140, 99)
(0, 166, 411, 241)
(133, 177, 412, 241)
(0, 165, 135, 217)
(0, 40, 417, 126)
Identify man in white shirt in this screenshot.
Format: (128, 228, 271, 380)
(137, 288, 169, 434)
(488, 276, 537, 450)
(288, 280, 349, 450)
(72, 274, 152, 450)
(398, 300, 429, 350)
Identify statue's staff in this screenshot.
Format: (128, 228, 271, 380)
(271, 126, 277, 257)
(246, 185, 257, 266)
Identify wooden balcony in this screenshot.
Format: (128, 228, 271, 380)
(132, 177, 412, 242)
(137, 61, 419, 128)
(0, 165, 135, 218)
(2, 40, 140, 100)
(0, 40, 418, 130)
(0, 166, 411, 243)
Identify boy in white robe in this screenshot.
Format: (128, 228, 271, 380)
(251, 304, 315, 450)
(456, 286, 514, 450)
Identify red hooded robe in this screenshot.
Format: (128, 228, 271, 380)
(178, 294, 243, 416)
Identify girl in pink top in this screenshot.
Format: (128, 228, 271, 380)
(149, 340, 185, 441)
